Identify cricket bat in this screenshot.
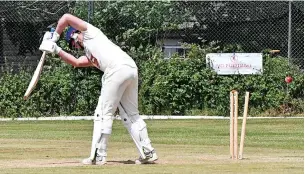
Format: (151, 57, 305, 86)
(23, 51, 47, 100)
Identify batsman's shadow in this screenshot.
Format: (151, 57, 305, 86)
(108, 160, 157, 165)
(108, 160, 135, 164)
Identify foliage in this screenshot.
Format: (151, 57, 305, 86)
(138, 44, 304, 116)
(72, 1, 189, 54)
(0, 54, 101, 118)
(0, 1, 303, 118)
(0, 45, 303, 118)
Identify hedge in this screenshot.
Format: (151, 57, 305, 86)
(0, 44, 303, 118)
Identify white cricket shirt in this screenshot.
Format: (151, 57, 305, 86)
(82, 22, 137, 72)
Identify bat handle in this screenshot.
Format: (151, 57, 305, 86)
(50, 27, 55, 37)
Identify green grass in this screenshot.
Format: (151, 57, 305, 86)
(0, 119, 303, 174)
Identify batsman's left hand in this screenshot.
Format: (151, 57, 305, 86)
(42, 32, 52, 41)
(42, 31, 60, 42)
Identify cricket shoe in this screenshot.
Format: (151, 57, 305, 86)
(82, 155, 107, 165)
(135, 150, 158, 164)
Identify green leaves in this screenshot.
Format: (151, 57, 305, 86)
(0, 2, 303, 118)
(138, 43, 304, 116)
(0, 55, 101, 118)
(0, 43, 303, 117)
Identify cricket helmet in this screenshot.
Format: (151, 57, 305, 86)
(65, 26, 81, 49)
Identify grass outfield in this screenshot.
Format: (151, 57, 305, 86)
(0, 119, 303, 174)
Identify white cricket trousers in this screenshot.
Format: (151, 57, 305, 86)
(90, 64, 154, 159)
(98, 64, 139, 118)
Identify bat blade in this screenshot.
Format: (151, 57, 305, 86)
(23, 51, 47, 100)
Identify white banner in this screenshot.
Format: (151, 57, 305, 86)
(206, 53, 263, 75)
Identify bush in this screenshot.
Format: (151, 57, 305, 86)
(0, 54, 101, 118)
(137, 44, 304, 116)
(0, 43, 303, 118)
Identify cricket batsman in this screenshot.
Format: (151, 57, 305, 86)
(39, 14, 158, 165)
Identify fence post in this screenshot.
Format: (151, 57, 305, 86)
(0, 18, 4, 65)
(287, 0, 292, 64)
(88, 1, 94, 23)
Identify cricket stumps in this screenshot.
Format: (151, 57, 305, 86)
(230, 90, 250, 160)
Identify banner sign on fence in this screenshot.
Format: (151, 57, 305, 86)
(206, 53, 263, 75)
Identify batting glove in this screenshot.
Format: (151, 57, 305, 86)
(39, 40, 62, 54)
(42, 31, 60, 42)
(50, 31, 60, 42)
(42, 32, 52, 41)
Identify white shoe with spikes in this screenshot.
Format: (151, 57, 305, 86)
(82, 155, 107, 165)
(135, 150, 158, 164)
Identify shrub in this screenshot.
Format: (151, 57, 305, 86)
(0, 43, 303, 118)
(0, 54, 101, 118)
(137, 44, 304, 116)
